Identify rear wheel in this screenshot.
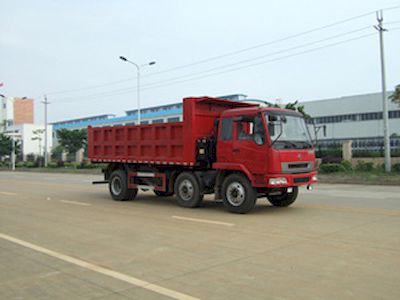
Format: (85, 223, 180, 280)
(109, 170, 137, 201)
(154, 190, 174, 197)
(267, 187, 298, 207)
(174, 172, 203, 208)
(221, 173, 256, 214)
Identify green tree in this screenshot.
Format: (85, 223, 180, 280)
(0, 133, 12, 156)
(284, 100, 311, 120)
(56, 129, 87, 155)
(389, 84, 400, 106)
(51, 144, 64, 160)
(0, 133, 21, 157)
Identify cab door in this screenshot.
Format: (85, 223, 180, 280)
(217, 117, 234, 163)
(232, 115, 267, 174)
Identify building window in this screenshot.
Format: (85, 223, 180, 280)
(140, 121, 149, 124)
(152, 119, 164, 124)
(389, 110, 400, 119)
(312, 110, 399, 125)
(167, 117, 180, 122)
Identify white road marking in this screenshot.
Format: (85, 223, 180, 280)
(0, 233, 200, 300)
(172, 216, 234, 227)
(60, 200, 91, 206)
(0, 192, 17, 196)
(46, 197, 52, 201)
(40, 271, 61, 278)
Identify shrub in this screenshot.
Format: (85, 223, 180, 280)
(16, 161, 25, 168)
(393, 163, 400, 173)
(340, 160, 353, 172)
(47, 162, 58, 168)
(376, 163, 385, 172)
(353, 150, 382, 158)
(26, 153, 35, 162)
(25, 161, 35, 168)
(319, 163, 346, 173)
(355, 161, 374, 172)
(321, 156, 342, 164)
(64, 162, 80, 169)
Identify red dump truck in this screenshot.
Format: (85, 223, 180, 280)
(88, 96, 317, 213)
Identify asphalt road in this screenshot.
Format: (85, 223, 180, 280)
(0, 171, 399, 300)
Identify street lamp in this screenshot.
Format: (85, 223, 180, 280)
(119, 56, 156, 124)
(32, 129, 45, 167)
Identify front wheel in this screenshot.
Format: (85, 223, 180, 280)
(221, 173, 257, 214)
(109, 170, 138, 201)
(267, 187, 298, 207)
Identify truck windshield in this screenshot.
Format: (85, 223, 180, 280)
(265, 112, 312, 149)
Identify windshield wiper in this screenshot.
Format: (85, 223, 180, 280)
(277, 140, 312, 149)
(295, 141, 313, 149)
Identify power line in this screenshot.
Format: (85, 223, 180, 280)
(140, 33, 378, 92)
(47, 7, 400, 102)
(143, 5, 398, 77)
(132, 26, 373, 90)
(55, 31, 378, 103)
(53, 26, 372, 102)
(146, 11, 377, 76)
(41, 8, 395, 97)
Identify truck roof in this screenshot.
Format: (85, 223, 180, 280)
(221, 106, 303, 117)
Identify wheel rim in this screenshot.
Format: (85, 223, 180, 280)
(226, 182, 245, 206)
(111, 176, 122, 195)
(178, 179, 194, 201)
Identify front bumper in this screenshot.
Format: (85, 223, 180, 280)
(263, 171, 318, 188)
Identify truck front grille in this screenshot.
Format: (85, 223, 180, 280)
(281, 161, 313, 174)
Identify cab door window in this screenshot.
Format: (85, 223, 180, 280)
(220, 117, 233, 140)
(236, 115, 265, 145)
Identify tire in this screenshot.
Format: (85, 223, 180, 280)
(109, 170, 138, 201)
(221, 173, 257, 214)
(174, 172, 203, 208)
(154, 190, 174, 197)
(267, 187, 298, 207)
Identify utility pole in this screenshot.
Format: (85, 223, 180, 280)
(11, 136, 15, 171)
(374, 10, 391, 173)
(42, 95, 50, 167)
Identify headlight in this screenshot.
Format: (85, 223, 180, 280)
(269, 177, 288, 185)
(312, 175, 318, 181)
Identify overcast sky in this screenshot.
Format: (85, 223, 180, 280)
(1, 0, 399, 124)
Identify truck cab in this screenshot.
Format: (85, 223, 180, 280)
(210, 106, 317, 212)
(215, 106, 317, 187)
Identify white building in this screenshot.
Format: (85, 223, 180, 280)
(302, 92, 400, 150)
(6, 124, 52, 160)
(0, 96, 14, 129)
